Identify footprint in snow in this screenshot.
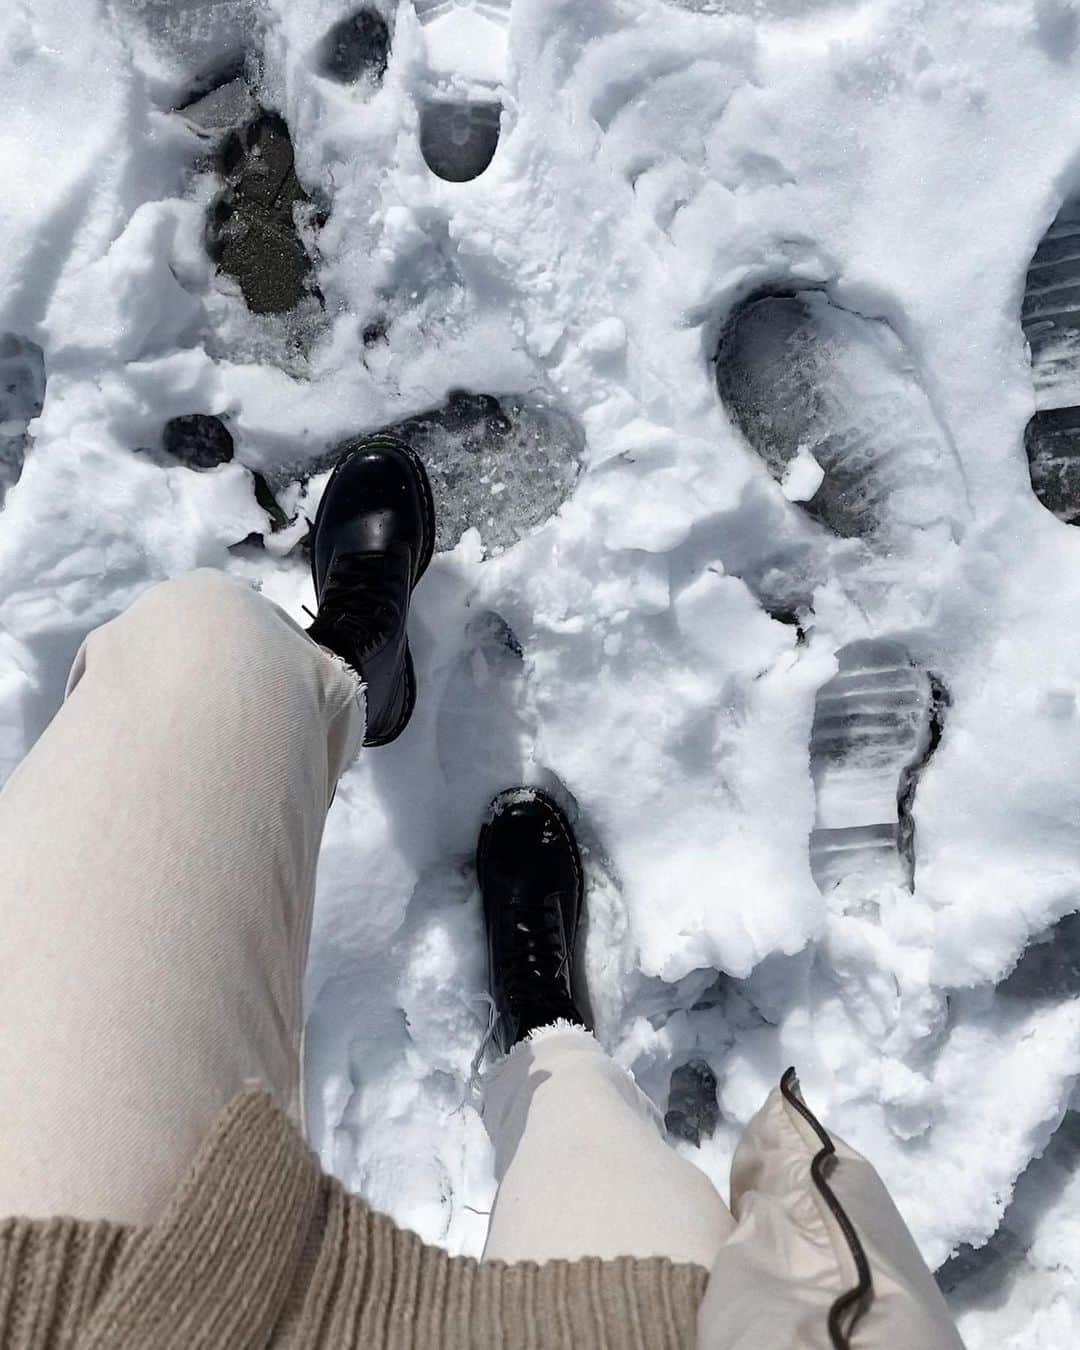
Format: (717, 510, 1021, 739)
(1021, 193, 1080, 524)
(714, 288, 968, 546)
(436, 610, 534, 827)
(315, 7, 392, 86)
(294, 390, 584, 556)
(809, 638, 946, 898)
(415, 0, 509, 182)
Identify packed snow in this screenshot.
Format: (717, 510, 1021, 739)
(2, 0, 1080, 1344)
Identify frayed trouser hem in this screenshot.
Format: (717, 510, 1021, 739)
(478, 1019, 733, 1266)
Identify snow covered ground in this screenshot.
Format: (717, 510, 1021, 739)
(2, 0, 1080, 1343)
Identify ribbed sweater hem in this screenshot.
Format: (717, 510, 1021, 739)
(0, 1092, 708, 1350)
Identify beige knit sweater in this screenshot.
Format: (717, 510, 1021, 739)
(0, 1091, 707, 1350)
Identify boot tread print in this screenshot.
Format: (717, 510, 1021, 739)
(715, 289, 968, 544)
(1023, 193, 1080, 524)
(415, 0, 510, 181)
(809, 639, 945, 897)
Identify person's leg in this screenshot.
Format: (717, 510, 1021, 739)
(482, 1024, 735, 1266)
(0, 436, 432, 1229)
(476, 789, 734, 1267)
(0, 571, 364, 1226)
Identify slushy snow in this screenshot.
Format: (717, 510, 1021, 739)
(1, 1, 1079, 1346)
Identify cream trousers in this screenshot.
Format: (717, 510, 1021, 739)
(0, 572, 731, 1268)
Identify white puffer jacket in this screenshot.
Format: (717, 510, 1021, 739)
(698, 1070, 966, 1349)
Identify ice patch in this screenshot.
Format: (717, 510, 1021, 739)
(290, 391, 584, 554)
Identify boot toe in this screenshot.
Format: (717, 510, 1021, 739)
(311, 437, 434, 593)
(478, 790, 583, 911)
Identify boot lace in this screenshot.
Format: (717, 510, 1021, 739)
(502, 895, 571, 1005)
(307, 552, 402, 661)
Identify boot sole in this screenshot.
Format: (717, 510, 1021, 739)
(311, 434, 437, 747)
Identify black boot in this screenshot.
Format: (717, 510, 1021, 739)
(477, 788, 589, 1053)
(308, 436, 435, 746)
